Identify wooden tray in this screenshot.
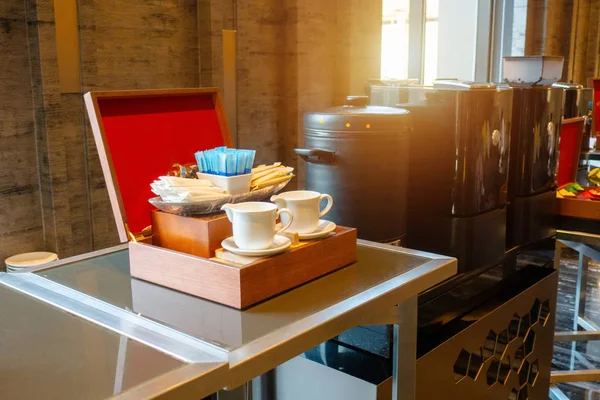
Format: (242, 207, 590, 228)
(557, 184, 600, 220)
(129, 226, 357, 309)
(558, 196, 600, 220)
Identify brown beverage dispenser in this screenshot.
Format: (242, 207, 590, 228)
(367, 79, 558, 400)
(502, 56, 564, 248)
(382, 80, 513, 273)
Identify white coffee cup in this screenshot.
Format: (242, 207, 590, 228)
(221, 202, 293, 250)
(270, 190, 333, 234)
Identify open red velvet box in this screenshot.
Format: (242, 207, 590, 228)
(84, 88, 356, 309)
(84, 88, 232, 243)
(557, 116, 586, 186)
(588, 78, 600, 137)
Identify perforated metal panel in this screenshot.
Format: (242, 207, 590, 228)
(417, 271, 557, 400)
(451, 299, 551, 399)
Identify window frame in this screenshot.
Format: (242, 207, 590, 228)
(490, 0, 515, 83)
(403, 0, 495, 83)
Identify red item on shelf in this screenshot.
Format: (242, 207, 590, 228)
(557, 117, 585, 186)
(588, 77, 600, 138)
(582, 191, 594, 199)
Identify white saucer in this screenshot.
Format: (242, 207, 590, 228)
(297, 220, 337, 240)
(221, 235, 291, 257)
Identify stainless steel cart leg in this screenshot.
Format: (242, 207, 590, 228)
(252, 370, 275, 400)
(113, 334, 128, 395)
(575, 253, 591, 330)
(393, 296, 418, 400)
(554, 248, 600, 340)
(549, 384, 569, 400)
(217, 384, 250, 400)
(553, 235, 600, 386)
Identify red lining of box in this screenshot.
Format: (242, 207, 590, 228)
(97, 94, 226, 233)
(593, 80, 600, 134)
(557, 119, 583, 186)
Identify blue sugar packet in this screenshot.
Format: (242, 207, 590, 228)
(217, 152, 228, 175)
(204, 153, 215, 174)
(195, 151, 208, 173)
(204, 151, 214, 174)
(225, 151, 236, 176)
(195, 147, 256, 176)
(236, 151, 247, 175)
(244, 150, 256, 173)
(212, 153, 219, 174)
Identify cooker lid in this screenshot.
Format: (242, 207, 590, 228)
(433, 79, 497, 90)
(304, 96, 410, 132)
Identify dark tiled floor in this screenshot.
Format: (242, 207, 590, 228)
(552, 249, 600, 399)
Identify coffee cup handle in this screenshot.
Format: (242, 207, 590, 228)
(276, 208, 294, 234)
(319, 194, 333, 217)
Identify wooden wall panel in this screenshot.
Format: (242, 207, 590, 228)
(0, 0, 384, 263)
(77, 0, 200, 247)
(544, 0, 564, 57)
(235, 0, 284, 166)
(584, 0, 600, 79)
(26, 0, 93, 258)
(335, 0, 383, 102)
(281, 0, 300, 188)
(78, 0, 200, 91)
(526, 0, 600, 83)
(572, 0, 592, 84)
(289, 0, 339, 188)
(525, 0, 546, 56)
(561, 0, 575, 80)
(0, 0, 44, 268)
(198, 0, 235, 91)
(247, 0, 382, 188)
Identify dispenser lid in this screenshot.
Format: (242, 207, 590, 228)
(502, 56, 564, 86)
(367, 78, 419, 87)
(433, 79, 497, 90)
(552, 82, 584, 89)
(84, 88, 232, 242)
(304, 95, 410, 132)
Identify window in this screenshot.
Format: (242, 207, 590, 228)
(381, 0, 411, 79)
(381, 0, 494, 84)
(423, 0, 438, 85)
(491, 0, 529, 82)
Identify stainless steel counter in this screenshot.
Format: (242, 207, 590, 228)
(0, 240, 456, 399)
(0, 280, 227, 400)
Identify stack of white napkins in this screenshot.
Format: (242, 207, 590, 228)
(151, 176, 229, 203)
